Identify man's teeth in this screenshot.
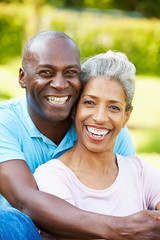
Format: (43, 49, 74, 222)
(87, 126, 109, 138)
(46, 96, 68, 104)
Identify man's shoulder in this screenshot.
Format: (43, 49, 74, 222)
(0, 96, 26, 124)
(114, 126, 136, 156)
(0, 96, 23, 109)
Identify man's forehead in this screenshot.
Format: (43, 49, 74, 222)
(31, 37, 76, 53)
(32, 38, 79, 60)
(25, 40, 80, 70)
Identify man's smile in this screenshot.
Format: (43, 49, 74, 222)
(45, 96, 70, 105)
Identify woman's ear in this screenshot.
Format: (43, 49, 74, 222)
(19, 68, 26, 89)
(71, 106, 76, 120)
(123, 107, 133, 127)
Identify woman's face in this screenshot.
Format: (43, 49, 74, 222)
(75, 76, 132, 153)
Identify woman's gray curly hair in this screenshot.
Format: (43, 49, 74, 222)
(81, 50, 136, 111)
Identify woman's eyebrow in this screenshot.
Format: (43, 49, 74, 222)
(82, 94, 97, 99)
(82, 95, 124, 105)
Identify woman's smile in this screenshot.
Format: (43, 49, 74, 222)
(86, 125, 110, 142)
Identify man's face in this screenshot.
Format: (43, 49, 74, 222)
(20, 38, 81, 123)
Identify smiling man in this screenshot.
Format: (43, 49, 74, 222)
(0, 30, 157, 240)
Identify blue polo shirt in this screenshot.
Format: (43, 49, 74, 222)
(0, 96, 135, 207)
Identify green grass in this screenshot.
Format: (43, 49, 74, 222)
(130, 128, 160, 154)
(128, 76, 160, 129)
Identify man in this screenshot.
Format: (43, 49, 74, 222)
(0, 30, 160, 240)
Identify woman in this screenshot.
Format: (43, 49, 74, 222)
(34, 50, 160, 222)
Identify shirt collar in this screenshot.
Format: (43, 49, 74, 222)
(20, 96, 44, 138)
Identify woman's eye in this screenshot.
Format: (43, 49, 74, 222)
(84, 100, 95, 105)
(109, 106, 120, 112)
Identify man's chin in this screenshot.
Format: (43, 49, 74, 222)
(46, 113, 71, 122)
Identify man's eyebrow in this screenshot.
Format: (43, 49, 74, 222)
(37, 64, 80, 70)
(65, 65, 80, 70)
(37, 64, 54, 69)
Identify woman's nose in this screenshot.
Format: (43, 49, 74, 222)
(93, 105, 107, 124)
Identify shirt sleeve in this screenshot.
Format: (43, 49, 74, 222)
(0, 110, 25, 163)
(34, 160, 76, 206)
(114, 126, 136, 156)
(141, 158, 160, 209)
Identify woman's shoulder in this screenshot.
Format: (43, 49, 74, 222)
(117, 154, 145, 171)
(34, 159, 70, 175)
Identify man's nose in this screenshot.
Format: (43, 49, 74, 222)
(50, 74, 69, 90)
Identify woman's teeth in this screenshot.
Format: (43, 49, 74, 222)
(87, 126, 109, 138)
(46, 96, 68, 105)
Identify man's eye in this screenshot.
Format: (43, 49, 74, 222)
(41, 70, 50, 74)
(39, 70, 54, 77)
(65, 70, 79, 76)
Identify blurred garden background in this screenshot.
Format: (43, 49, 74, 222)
(0, 0, 160, 167)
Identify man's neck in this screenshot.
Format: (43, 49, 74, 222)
(36, 118, 72, 145)
(28, 108, 72, 145)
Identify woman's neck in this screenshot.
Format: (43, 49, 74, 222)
(59, 143, 118, 190)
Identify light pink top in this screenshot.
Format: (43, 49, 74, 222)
(34, 154, 160, 216)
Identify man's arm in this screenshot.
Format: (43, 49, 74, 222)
(1, 160, 160, 240)
(0, 159, 110, 238)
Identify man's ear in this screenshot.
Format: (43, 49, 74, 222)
(71, 106, 76, 120)
(123, 107, 133, 127)
(19, 68, 26, 89)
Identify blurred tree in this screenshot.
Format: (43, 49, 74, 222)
(0, 0, 22, 2)
(84, 0, 113, 9)
(22, 0, 46, 45)
(1, 0, 160, 17)
(112, 0, 160, 18)
(63, 0, 84, 7)
(0, 2, 25, 63)
(46, 0, 160, 18)
(136, 0, 160, 18)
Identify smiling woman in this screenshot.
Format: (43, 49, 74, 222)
(74, 77, 130, 156)
(34, 50, 160, 238)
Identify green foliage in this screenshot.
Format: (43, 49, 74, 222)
(46, 0, 160, 18)
(0, 5, 160, 74)
(0, 92, 11, 101)
(84, 0, 113, 9)
(0, 3, 25, 64)
(112, 0, 160, 18)
(130, 129, 160, 154)
(48, 10, 160, 75)
(129, 77, 160, 129)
